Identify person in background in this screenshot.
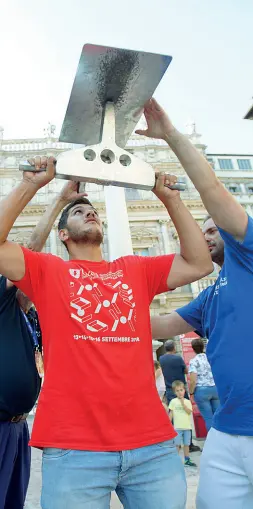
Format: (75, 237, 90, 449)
(159, 340, 187, 405)
(154, 360, 166, 400)
(159, 340, 200, 453)
(189, 338, 219, 432)
(0, 181, 86, 509)
(169, 381, 197, 468)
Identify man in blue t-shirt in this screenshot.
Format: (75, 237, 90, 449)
(143, 100, 253, 508)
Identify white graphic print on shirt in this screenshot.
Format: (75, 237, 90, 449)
(214, 277, 227, 296)
(69, 268, 137, 341)
(189, 353, 215, 387)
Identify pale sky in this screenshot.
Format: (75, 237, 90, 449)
(0, 0, 252, 153)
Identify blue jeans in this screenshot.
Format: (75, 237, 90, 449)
(0, 420, 31, 509)
(194, 386, 220, 431)
(41, 439, 186, 509)
(175, 430, 191, 447)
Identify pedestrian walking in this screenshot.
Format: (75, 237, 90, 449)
(189, 338, 219, 431)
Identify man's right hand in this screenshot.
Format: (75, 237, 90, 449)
(59, 181, 88, 206)
(24, 156, 56, 189)
(0, 155, 56, 282)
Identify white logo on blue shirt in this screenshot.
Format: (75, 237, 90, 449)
(214, 277, 227, 296)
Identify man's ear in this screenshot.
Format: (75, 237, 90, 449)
(58, 229, 69, 243)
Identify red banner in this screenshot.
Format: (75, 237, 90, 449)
(180, 332, 207, 439)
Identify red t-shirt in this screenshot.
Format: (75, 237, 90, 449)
(13, 247, 177, 450)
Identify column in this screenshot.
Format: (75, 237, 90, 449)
(152, 340, 163, 360)
(102, 220, 109, 260)
(104, 186, 133, 261)
(246, 205, 252, 217)
(0, 126, 3, 148)
(240, 183, 247, 194)
(190, 280, 201, 299)
(159, 220, 171, 254)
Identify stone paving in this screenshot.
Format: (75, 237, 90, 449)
(25, 417, 201, 509)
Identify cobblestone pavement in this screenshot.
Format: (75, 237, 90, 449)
(25, 417, 201, 509)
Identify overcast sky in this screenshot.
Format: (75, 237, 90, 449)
(0, 0, 252, 153)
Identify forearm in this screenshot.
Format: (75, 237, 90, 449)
(0, 180, 38, 245)
(163, 195, 211, 268)
(164, 129, 247, 237)
(182, 402, 192, 415)
(164, 129, 218, 195)
(151, 312, 194, 340)
(189, 380, 196, 394)
(28, 196, 67, 252)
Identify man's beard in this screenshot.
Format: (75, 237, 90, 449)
(210, 246, 224, 266)
(68, 226, 103, 246)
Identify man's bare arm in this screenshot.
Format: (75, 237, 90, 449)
(153, 174, 213, 289)
(137, 99, 248, 241)
(165, 129, 247, 240)
(151, 312, 194, 340)
(0, 156, 55, 281)
(5, 181, 87, 290)
(27, 181, 87, 252)
(162, 191, 213, 289)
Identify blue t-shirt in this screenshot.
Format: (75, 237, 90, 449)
(159, 353, 186, 391)
(176, 216, 253, 436)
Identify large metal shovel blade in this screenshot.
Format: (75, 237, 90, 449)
(59, 44, 172, 147)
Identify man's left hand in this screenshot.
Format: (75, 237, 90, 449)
(135, 98, 174, 140)
(59, 181, 88, 205)
(153, 172, 180, 204)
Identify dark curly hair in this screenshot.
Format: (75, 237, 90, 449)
(58, 198, 93, 232)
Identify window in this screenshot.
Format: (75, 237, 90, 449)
(227, 184, 240, 194)
(237, 159, 252, 170)
(124, 188, 140, 200)
(218, 159, 233, 170)
(207, 157, 215, 169)
(133, 248, 149, 256)
(247, 185, 253, 194)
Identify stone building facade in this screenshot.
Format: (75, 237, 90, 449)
(0, 123, 252, 324)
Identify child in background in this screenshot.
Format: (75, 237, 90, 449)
(154, 360, 166, 400)
(169, 380, 197, 467)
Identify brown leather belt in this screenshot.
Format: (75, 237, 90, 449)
(0, 411, 29, 423)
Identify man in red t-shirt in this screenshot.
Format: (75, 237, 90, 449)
(0, 101, 212, 509)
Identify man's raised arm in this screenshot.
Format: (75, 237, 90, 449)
(151, 312, 194, 340)
(0, 156, 55, 281)
(151, 173, 213, 289)
(27, 181, 87, 252)
(136, 99, 248, 241)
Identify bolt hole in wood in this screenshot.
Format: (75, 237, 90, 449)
(83, 149, 96, 161)
(119, 154, 131, 167)
(100, 149, 115, 164)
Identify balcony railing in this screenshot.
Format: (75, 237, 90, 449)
(197, 276, 217, 292)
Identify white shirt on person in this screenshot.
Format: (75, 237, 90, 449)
(156, 373, 166, 398)
(189, 353, 215, 387)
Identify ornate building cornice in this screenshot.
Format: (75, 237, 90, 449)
(16, 199, 205, 217)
